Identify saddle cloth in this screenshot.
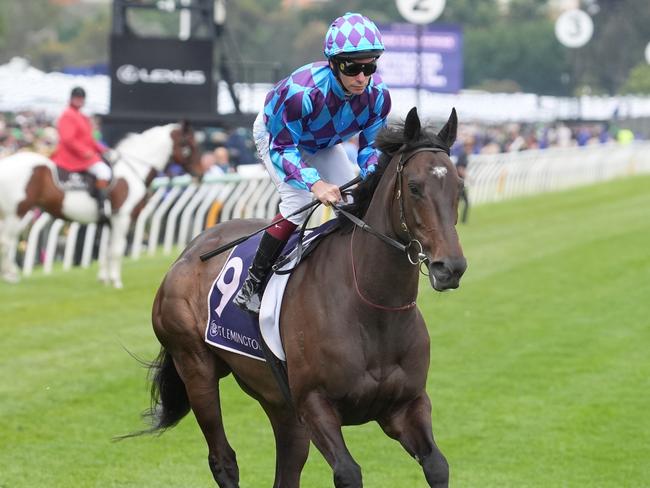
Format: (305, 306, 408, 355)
(54, 167, 96, 192)
(205, 219, 339, 362)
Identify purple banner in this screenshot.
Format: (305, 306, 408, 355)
(377, 23, 463, 93)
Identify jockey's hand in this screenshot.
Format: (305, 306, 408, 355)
(311, 180, 342, 206)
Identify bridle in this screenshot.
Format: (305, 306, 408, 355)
(334, 145, 449, 266)
(334, 145, 450, 312)
(273, 145, 450, 311)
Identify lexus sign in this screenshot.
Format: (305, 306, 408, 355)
(110, 35, 214, 114)
(116, 64, 207, 85)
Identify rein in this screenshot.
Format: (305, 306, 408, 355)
(333, 146, 447, 266)
(335, 145, 448, 311)
(350, 226, 417, 311)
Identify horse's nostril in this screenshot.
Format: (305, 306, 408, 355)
(430, 258, 467, 282)
(430, 261, 451, 280)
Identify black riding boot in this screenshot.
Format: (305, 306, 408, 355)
(234, 232, 288, 315)
(95, 188, 111, 227)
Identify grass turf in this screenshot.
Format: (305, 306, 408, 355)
(1, 175, 649, 487)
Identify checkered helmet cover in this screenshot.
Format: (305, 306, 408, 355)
(323, 12, 384, 59)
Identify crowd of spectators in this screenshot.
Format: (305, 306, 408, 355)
(0, 111, 59, 158)
(450, 120, 638, 157)
(0, 110, 641, 170)
(0, 110, 259, 178)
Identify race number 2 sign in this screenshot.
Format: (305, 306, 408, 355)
(396, 0, 446, 25)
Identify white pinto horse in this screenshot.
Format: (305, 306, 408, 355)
(0, 122, 200, 287)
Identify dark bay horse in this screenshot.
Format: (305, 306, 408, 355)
(140, 107, 466, 487)
(0, 121, 201, 287)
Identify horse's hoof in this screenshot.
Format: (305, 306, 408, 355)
(112, 281, 124, 290)
(2, 273, 20, 284)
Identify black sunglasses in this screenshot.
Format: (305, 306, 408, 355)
(337, 59, 377, 77)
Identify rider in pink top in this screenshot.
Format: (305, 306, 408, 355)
(51, 86, 112, 225)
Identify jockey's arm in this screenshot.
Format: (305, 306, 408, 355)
(268, 92, 328, 193)
(93, 140, 109, 155)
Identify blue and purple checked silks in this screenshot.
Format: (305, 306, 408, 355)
(262, 61, 391, 191)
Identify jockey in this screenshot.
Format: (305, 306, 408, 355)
(51, 86, 112, 226)
(234, 12, 392, 315)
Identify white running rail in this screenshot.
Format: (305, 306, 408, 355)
(15, 142, 650, 278)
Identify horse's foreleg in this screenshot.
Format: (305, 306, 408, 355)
(299, 392, 362, 488)
(97, 224, 109, 284)
(172, 349, 239, 488)
(379, 394, 449, 488)
(262, 403, 310, 488)
(107, 215, 130, 289)
(0, 215, 22, 283)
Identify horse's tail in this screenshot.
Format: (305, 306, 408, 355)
(116, 347, 190, 440)
(146, 347, 191, 431)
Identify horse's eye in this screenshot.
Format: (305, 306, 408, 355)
(408, 181, 423, 197)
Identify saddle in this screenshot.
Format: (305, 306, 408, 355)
(205, 220, 341, 354)
(54, 167, 97, 193)
(205, 218, 341, 407)
(273, 219, 341, 274)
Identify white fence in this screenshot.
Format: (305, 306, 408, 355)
(16, 141, 650, 277)
(466, 141, 650, 205)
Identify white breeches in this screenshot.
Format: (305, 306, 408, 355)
(87, 160, 112, 181)
(253, 111, 356, 224)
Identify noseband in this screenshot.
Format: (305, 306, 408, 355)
(335, 145, 448, 266)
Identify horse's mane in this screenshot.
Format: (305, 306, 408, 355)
(113, 123, 178, 170)
(337, 120, 449, 232)
(115, 124, 177, 151)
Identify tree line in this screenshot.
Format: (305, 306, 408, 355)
(0, 0, 648, 96)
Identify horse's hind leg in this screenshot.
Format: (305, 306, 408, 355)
(262, 403, 310, 488)
(171, 348, 240, 488)
(379, 394, 449, 488)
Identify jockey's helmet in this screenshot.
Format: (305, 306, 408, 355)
(323, 12, 384, 60)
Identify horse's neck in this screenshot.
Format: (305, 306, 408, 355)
(115, 125, 174, 173)
(352, 166, 419, 306)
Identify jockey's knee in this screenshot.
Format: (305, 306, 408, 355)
(89, 161, 112, 182)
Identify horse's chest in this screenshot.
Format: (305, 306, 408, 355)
(340, 367, 417, 422)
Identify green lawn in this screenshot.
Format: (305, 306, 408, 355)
(1, 175, 649, 487)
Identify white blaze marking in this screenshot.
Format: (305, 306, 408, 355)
(431, 166, 447, 179)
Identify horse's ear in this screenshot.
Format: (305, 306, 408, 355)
(437, 108, 458, 148)
(181, 119, 192, 134)
(404, 107, 421, 142)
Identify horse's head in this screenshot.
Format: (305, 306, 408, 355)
(348, 107, 466, 292)
(170, 120, 203, 177)
(394, 107, 467, 291)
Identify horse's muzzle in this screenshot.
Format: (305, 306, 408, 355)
(428, 257, 467, 291)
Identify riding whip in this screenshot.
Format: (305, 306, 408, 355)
(199, 175, 362, 262)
